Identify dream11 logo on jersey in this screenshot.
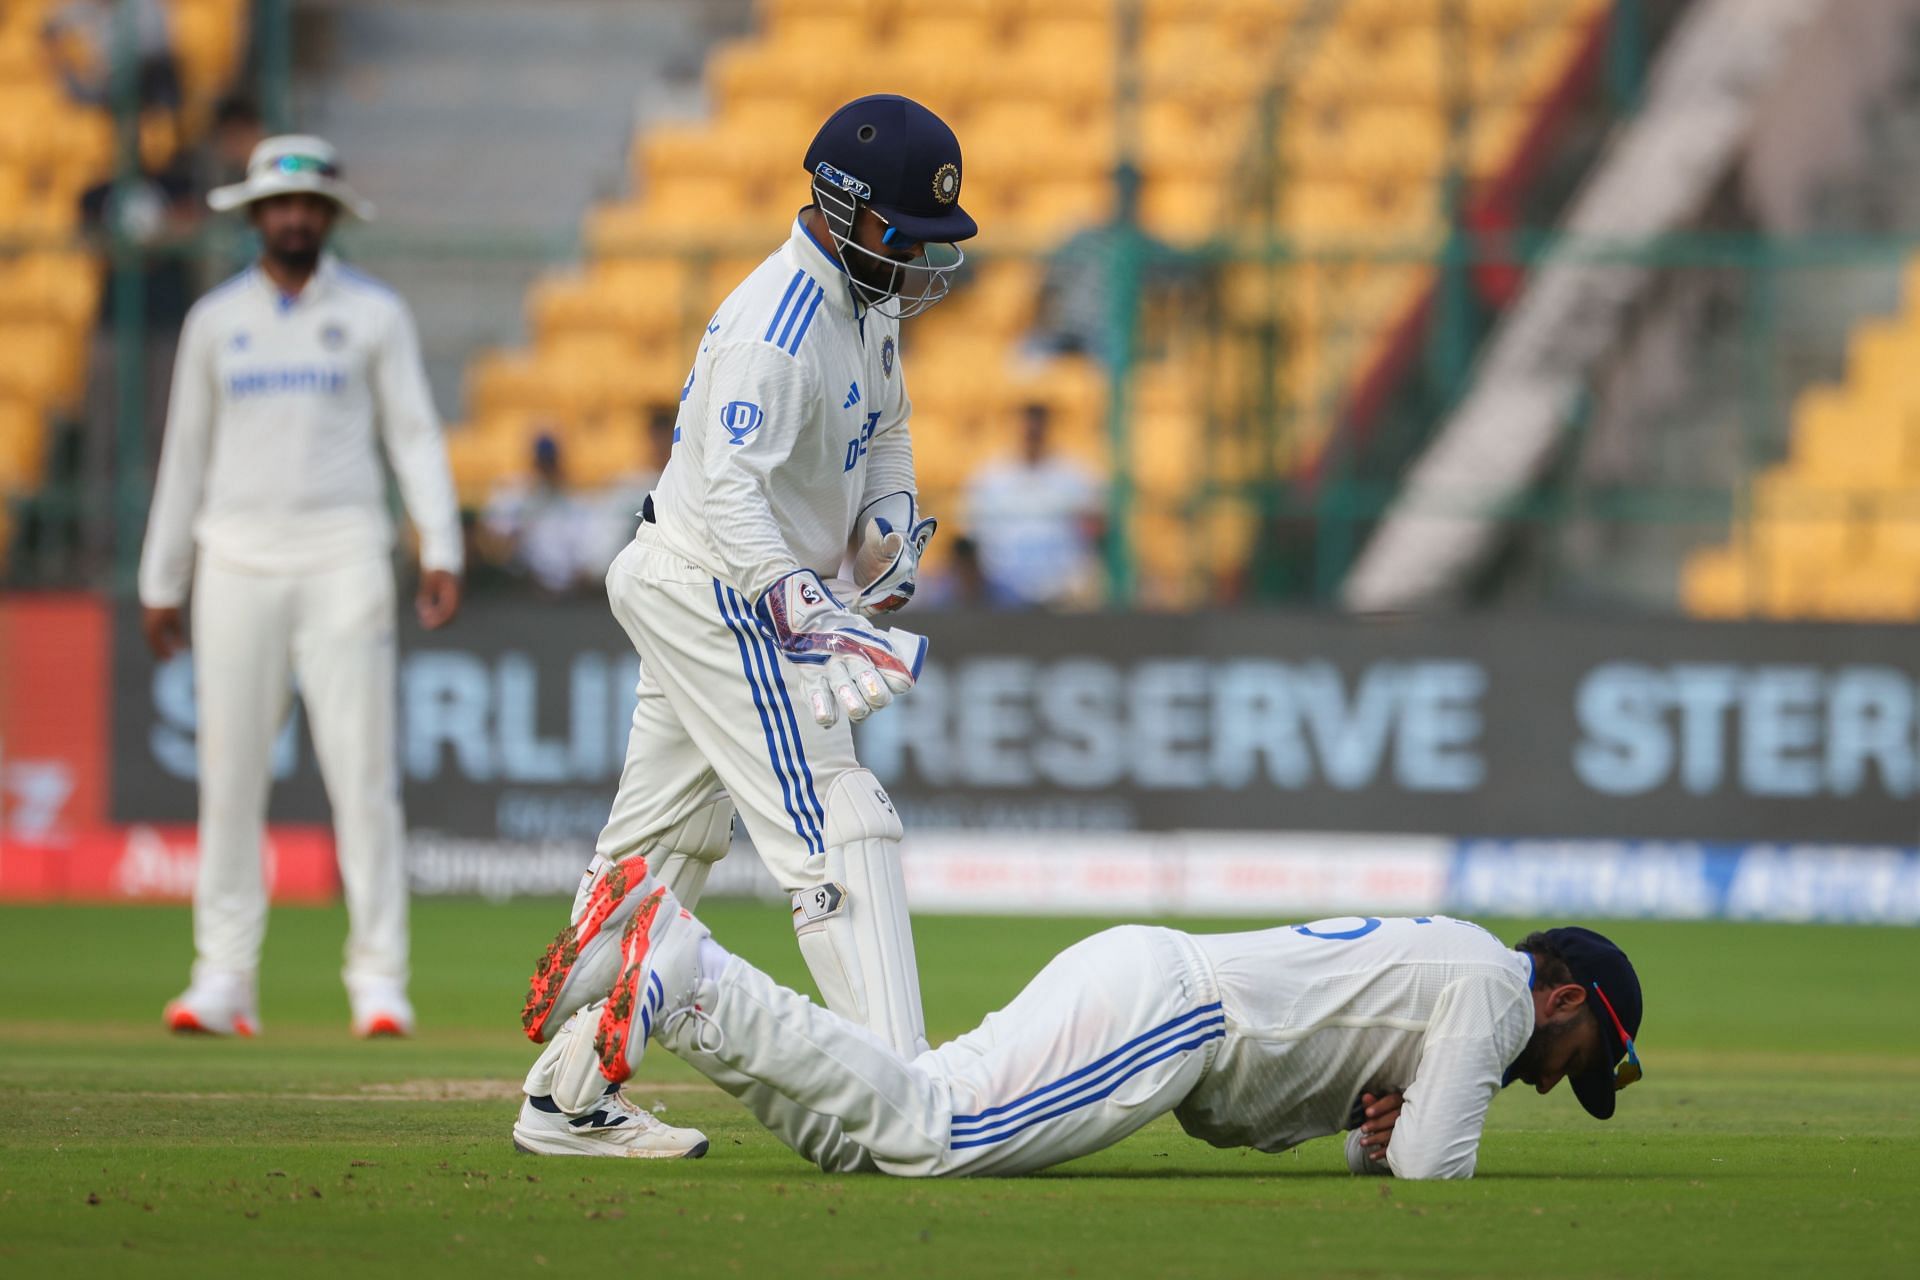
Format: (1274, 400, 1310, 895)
(721, 400, 764, 445)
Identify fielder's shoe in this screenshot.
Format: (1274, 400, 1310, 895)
(511, 1088, 709, 1160)
(164, 971, 259, 1037)
(522, 861, 659, 1043)
(348, 978, 415, 1038)
(596, 903, 709, 1086)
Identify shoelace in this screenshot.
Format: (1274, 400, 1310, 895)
(601, 1090, 674, 1132)
(661, 1003, 725, 1055)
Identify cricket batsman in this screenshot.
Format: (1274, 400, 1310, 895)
(138, 135, 463, 1039)
(510, 94, 975, 1157)
(517, 896, 1645, 1178)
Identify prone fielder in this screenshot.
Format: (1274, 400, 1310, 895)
(512, 95, 976, 1157)
(518, 894, 1647, 1177)
(139, 135, 463, 1039)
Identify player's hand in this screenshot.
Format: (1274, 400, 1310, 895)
(416, 568, 462, 630)
(142, 605, 187, 659)
(1356, 1091, 1406, 1162)
(755, 569, 927, 727)
(851, 511, 937, 617)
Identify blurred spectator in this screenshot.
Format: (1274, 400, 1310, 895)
(481, 433, 609, 596)
(208, 96, 266, 187)
(593, 403, 678, 564)
(41, 0, 179, 112)
(916, 533, 1018, 611)
(1026, 164, 1186, 366)
(963, 403, 1107, 609)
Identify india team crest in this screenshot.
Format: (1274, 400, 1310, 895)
(881, 335, 895, 378)
(932, 162, 960, 205)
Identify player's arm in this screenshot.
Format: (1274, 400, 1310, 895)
(371, 295, 463, 628)
(700, 340, 814, 596)
(704, 342, 926, 726)
(136, 303, 219, 656)
(849, 370, 935, 616)
(1364, 975, 1531, 1180)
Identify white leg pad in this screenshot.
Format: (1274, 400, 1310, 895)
(791, 772, 927, 1056)
(646, 795, 736, 910)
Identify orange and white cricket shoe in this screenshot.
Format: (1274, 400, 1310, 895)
(348, 978, 415, 1038)
(521, 859, 657, 1044)
(592, 894, 687, 1088)
(164, 971, 260, 1037)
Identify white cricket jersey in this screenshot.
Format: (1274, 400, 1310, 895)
(138, 253, 462, 607)
(649, 216, 914, 600)
(1175, 915, 1534, 1180)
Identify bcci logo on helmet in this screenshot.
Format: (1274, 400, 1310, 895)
(932, 162, 960, 206)
(720, 399, 764, 445)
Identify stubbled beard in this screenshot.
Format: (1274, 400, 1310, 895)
(265, 240, 320, 274)
(1508, 1016, 1579, 1086)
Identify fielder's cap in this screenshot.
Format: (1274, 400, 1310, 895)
(209, 134, 375, 220)
(1542, 926, 1642, 1120)
(804, 94, 976, 244)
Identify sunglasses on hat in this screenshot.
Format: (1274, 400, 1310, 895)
(271, 154, 340, 179)
(1591, 982, 1643, 1091)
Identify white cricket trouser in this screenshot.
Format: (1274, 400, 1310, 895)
(596, 523, 868, 899)
(668, 925, 1225, 1177)
(189, 551, 407, 986)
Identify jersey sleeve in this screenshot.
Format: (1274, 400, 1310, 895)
(701, 341, 817, 598)
(136, 302, 219, 607)
(858, 346, 916, 523)
(372, 296, 464, 574)
(1382, 972, 1532, 1181)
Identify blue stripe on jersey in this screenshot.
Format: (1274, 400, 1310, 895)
(775, 279, 820, 352)
(951, 1003, 1226, 1133)
(764, 270, 806, 343)
(785, 282, 827, 354)
(948, 1024, 1225, 1150)
(727, 587, 826, 852)
(714, 581, 817, 855)
(735, 591, 828, 848)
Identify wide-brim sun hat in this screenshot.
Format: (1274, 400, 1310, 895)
(208, 134, 375, 220)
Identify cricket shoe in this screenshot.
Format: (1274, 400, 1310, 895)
(348, 978, 415, 1038)
(592, 895, 697, 1087)
(511, 1088, 709, 1160)
(521, 859, 659, 1043)
(164, 971, 259, 1037)
(596, 904, 716, 1086)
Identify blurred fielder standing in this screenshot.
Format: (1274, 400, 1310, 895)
(138, 135, 463, 1039)
(512, 94, 975, 1157)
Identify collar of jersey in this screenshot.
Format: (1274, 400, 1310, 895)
(253, 251, 341, 312)
(786, 216, 860, 322)
(1499, 949, 1536, 1087)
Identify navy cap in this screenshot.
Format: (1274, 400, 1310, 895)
(1542, 926, 1642, 1120)
(804, 94, 977, 244)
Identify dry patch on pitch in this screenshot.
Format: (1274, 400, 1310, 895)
(14, 1077, 722, 1103)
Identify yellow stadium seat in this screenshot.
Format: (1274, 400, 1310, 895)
(1812, 560, 1920, 621)
(1680, 546, 1755, 618)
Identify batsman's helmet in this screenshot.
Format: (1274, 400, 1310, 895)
(804, 94, 975, 317)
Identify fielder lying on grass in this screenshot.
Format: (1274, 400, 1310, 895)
(512, 888, 1644, 1178)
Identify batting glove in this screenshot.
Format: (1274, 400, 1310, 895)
(851, 492, 936, 618)
(755, 569, 928, 728)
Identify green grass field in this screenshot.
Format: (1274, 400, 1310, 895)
(0, 901, 1914, 1278)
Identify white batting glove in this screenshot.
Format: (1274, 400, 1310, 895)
(755, 569, 928, 727)
(850, 492, 936, 618)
